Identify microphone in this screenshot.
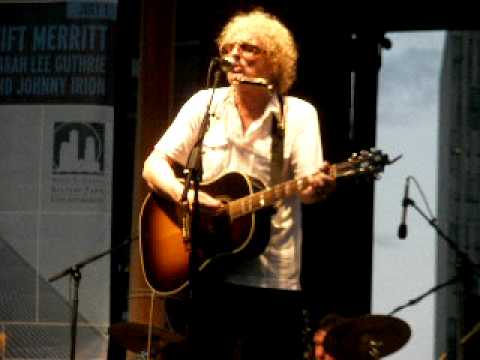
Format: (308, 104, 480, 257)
(398, 177, 410, 239)
(214, 56, 236, 72)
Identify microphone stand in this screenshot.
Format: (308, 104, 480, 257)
(388, 273, 461, 316)
(394, 196, 479, 355)
(402, 196, 478, 274)
(181, 59, 223, 352)
(48, 237, 131, 360)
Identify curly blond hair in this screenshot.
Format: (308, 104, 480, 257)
(216, 8, 298, 94)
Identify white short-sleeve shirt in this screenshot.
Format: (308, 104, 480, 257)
(155, 87, 323, 290)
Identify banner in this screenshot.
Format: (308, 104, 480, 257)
(0, 1, 116, 359)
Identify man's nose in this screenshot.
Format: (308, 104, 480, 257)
(230, 43, 242, 56)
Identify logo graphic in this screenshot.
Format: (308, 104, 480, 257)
(53, 122, 104, 174)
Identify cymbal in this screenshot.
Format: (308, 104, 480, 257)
(323, 314, 411, 359)
(109, 322, 185, 353)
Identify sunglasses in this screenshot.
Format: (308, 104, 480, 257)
(220, 42, 264, 57)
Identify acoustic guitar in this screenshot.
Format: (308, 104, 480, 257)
(139, 149, 393, 295)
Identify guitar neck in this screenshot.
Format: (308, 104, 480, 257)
(227, 161, 356, 219)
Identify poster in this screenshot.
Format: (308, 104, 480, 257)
(0, 1, 116, 359)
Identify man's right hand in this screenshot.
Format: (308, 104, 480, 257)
(186, 190, 223, 210)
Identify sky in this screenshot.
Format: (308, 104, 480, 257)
(372, 31, 446, 360)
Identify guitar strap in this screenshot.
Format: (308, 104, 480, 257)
(270, 94, 285, 185)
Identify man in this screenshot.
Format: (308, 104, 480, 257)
(143, 8, 335, 360)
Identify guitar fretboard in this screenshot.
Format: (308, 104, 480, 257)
(227, 160, 369, 219)
(227, 177, 308, 219)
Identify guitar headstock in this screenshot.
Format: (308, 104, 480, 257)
(337, 148, 397, 180)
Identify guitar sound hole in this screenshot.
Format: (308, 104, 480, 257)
(197, 213, 231, 256)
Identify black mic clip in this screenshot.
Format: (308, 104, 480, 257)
(402, 196, 413, 208)
(398, 176, 413, 240)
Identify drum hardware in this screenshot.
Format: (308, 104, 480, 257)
(323, 314, 411, 359)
